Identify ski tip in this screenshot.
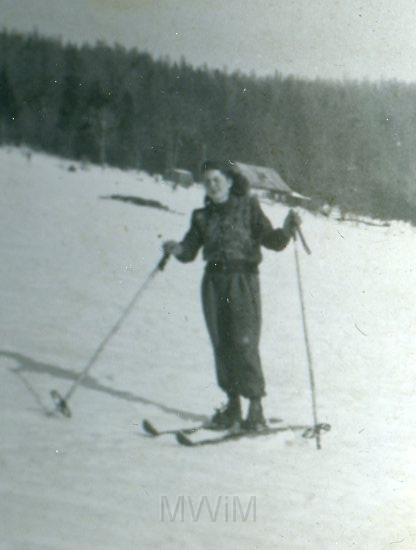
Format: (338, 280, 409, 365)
(176, 431, 194, 447)
(142, 419, 159, 436)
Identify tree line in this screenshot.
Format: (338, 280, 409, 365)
(1, 29, 416, 223)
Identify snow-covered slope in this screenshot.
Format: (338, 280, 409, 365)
(1, 147, 415, 549)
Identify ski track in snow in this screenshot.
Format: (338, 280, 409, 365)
(1, 147, 415, 549)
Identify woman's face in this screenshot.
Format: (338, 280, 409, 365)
(203, 169, 233, 203)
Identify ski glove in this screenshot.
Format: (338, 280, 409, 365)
(283, 209, 301, 238)
(162, 240, 184, 258)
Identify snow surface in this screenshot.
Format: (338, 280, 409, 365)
(1, 147, 415, 549)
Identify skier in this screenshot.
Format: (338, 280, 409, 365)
(163, 160, 300, 431)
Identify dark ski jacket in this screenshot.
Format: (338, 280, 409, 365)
(176, 193, 290, 265)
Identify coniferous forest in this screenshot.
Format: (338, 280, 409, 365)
(2, 30, 416, 222)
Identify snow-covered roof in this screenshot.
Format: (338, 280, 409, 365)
(234, 162, 292, 193)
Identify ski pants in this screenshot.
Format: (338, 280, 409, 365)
(201, 268, 266, 399)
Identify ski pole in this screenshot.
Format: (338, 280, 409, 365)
(287, 209, 311, 255)
(50, 253, 170, 418)
(292, 229, 327, 450)
(295, 225, 311, 255)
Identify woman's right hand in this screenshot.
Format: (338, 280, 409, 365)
(162, 240, 183, 257)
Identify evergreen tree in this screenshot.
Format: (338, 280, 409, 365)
(3, 29, 416, 224)
(0, 67, 18, 142)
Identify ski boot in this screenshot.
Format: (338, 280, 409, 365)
(205, 395, 242, 431)
(242, 398, 267, 432)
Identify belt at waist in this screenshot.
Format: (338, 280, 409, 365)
(205, 260, 259, 274)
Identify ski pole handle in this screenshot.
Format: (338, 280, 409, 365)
(295, 226, 311, 255)
(157, 252, 171, 271)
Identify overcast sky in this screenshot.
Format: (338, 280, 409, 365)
(2, 0, 416, 82)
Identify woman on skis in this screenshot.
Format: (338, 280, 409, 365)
(163, 160, 300, 431)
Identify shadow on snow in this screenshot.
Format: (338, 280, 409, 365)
(1, 350, 206, 422)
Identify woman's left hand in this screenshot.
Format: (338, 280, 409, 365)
(283, 209, 301, 237)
